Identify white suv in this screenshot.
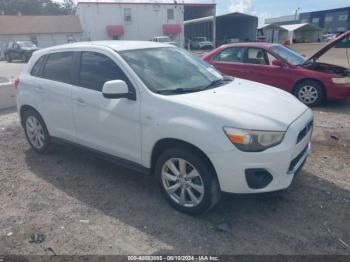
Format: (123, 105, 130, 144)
(16, 41, 313, 214)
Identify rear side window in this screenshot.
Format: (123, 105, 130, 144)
(213, 47, 245, 63)
(31, 56, 46, 77)
(78, 52, 129, 92)
(42, 52, 74, 84)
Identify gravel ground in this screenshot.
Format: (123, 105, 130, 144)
(0, 100, 349, 255)
(0, 44, 350, 255)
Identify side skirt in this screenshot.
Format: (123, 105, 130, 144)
(51, 137, 151, 176)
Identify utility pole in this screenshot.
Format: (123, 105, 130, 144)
(294, 7, 301, 21)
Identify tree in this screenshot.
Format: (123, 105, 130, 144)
(0, 0, 76, 15)
(62, 0, 76, 15)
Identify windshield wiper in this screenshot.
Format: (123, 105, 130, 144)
(156, 88, 202, 94)
(156, 77, 233, 95)
(203, 77, 233, 90)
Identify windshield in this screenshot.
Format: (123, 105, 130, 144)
(157, 37, 171, 42)
(18, 41, 36, 48)
(271, 45, 306, 65)
(121, 47, 224, 94)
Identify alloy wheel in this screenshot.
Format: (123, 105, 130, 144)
(25, 115, 45, 149)
(161, 158, 205, 208)
(298, 85, 319, 105)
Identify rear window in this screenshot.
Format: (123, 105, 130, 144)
(42, 52, 74, 84)
(31, 56, 46, 77)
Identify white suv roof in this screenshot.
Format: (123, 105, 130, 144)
(38, 41, 172, 53)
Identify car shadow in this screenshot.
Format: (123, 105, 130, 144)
(313, 98, 350, 115)
(23, 143, 350, 255)
(0, 106, 16, 116)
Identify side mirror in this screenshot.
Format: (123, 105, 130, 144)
(102, 80, 135, 100)
(272, 59, 284, 67)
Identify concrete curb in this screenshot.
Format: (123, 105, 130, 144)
(0, 82, 16, 110)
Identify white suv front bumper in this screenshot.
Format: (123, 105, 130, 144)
(208, 109, 313, 194)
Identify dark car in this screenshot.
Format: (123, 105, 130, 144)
(5, 41, 39, 63)
(203, 31, 350, 106)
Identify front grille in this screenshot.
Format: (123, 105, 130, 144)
(288, 145, 308, 172)
(297, 120, 313, 144)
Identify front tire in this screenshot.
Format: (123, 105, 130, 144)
(155, 147, 221, 215)
(294, 80, 325, 106)
(23, 109, 51, 154)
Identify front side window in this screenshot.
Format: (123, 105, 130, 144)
(270, 45, 306, 66)
(121, 47, 223, 94)
(79, 52, 129, 92)
(31, 55, 46, 77)
(245, 48, 268, 65)
(42, 52, 74, 84)
(213, 47, 245, 63)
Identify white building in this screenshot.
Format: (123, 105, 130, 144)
(259, 23, 322, 43)
(77, 0, 216, 47)
(0, 16, 83, 48)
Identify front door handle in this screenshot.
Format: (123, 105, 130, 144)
(73, 97, 87, 106)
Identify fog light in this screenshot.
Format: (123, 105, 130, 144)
(245, 169, 273, 189)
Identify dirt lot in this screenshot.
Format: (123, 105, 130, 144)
(0, 44, 350, 255)
(291, 43, 350, 68)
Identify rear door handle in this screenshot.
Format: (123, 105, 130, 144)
(73, 97, 87, 106)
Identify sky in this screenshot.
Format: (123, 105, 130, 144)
(216, 0, 350, 24)
(54, 0, 350, 24)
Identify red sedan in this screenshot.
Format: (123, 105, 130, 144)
(203, 32, 350, 106)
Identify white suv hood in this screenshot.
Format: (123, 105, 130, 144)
(171, 78, 308, 131)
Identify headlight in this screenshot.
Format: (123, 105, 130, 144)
(223, 127, 285, 152)
(331, 77, 350, 85)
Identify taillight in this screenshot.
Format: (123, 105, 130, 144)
(14, 78, 20, 89)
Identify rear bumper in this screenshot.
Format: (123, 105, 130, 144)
(208, 109, 313, 194)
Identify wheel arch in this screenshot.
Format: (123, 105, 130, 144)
(150, 138, 219, 181)
(20, 105, 44, 127)
(292, 78, 327, 99)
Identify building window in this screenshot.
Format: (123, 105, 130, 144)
(124, 8, 132, 23)
(30, 35, 38, 45)
(339, 14, 348, 21)
(312, 17, 320, 24)
(325, 16, 333, 22)
(167, 9, 174, 20)
(337, 27, 346, 32)
(301, 19, 309, 23)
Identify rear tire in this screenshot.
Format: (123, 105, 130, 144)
(23, 109, 52, 154)
(294, 80, 325, 106)
(155, 147, 221, 215)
